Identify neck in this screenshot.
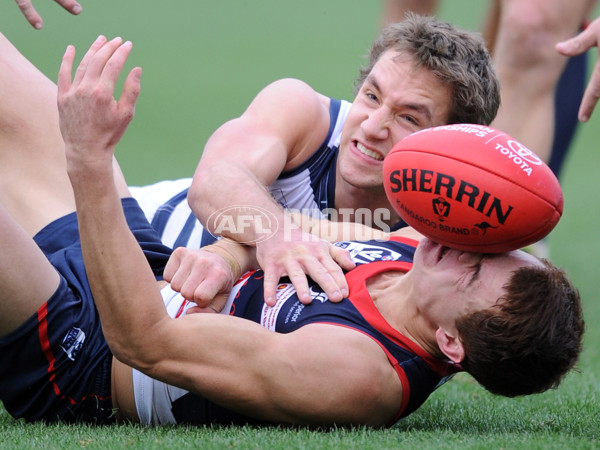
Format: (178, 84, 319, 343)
(367, 271, 443, 359)
(334, 179, 400, 229)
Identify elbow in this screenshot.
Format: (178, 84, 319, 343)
(101, 328, 159, 373)
(188, 163, 212, 208)
(188, 159, 228, 224)
(186, 178, 204, 220)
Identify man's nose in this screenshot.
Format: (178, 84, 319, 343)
(362, 107, 390, 140)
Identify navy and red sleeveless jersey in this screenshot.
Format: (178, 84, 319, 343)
(222, 237, 459, 424)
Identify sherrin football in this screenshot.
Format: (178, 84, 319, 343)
(383, 124, 563, 253)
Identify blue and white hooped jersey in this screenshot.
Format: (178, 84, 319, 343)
(130, 98, 352, 249)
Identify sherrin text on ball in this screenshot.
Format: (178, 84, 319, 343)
(383, 124, 563, 252)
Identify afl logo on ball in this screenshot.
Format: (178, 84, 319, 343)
(432, 197, 450, 222)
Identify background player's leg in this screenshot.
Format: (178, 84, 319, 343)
(549, 51, 588, 177)
(489, 0, 595, 163)
(0, 32, 131, 238)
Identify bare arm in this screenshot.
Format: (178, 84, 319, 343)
(139, 317, 402, 426)
(189, 79, 354, 305)
(58, 35, 161, 350)
(15, 0, 82, 29)
(58, 39, 401, 427)
(164, 214, 423, 312)
(289, 211, 425, 243)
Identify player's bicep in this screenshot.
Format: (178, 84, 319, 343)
(196, 78, 330, 185)
(243, 324, 403, 426)
(131, 319, 401, 427)
(197, 117, 290, 186)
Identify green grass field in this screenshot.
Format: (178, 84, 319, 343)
(1, 1, 599, 448)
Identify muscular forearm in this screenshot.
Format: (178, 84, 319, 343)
(288, 212, 391, 242)
(288, 211, 424, 244)
(59, 38, 170, 365)
(68, 157, 168, 363)
(187, 83, 353, 304)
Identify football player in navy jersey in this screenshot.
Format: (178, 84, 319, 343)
(0, 34, 583, 427)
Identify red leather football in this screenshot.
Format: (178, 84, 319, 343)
(383, 124, 563, 253)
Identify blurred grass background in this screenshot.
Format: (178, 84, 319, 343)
(0, 1, 598, 447)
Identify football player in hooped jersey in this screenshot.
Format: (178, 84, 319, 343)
(0, 7, 504, 309)
(129, 13, 502, 307)
(0, 10, 504, 311)
(0, 35, 583, 426)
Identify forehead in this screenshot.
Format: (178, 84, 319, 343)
(367, 50, 439, 86)
(365, 50, 453, 120)
(475, 250, 542, 304)
(485, 250, 542, 274)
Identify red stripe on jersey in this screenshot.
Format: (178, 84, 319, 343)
(345, 259, 458, 377)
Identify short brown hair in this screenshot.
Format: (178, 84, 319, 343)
(456, 260, 584, 397)
(355, 13, 500, 126)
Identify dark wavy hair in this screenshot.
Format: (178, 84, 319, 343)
(456, 259, 584, 397)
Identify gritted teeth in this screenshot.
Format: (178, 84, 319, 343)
(356, 142, 383, 161)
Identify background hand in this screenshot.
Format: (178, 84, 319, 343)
(556, 17, 600, 122)
(15, 0, 82, 29)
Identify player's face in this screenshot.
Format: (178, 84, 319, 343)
(408, 238, 543, 331)
(337, 50, 452, 191)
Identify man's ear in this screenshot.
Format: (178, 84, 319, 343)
(435, 327, 465, 363)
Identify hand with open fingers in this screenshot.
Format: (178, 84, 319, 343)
(57, 36, 141, 172)
(256, 227, 355, 306)
(556, 16, 600, 122)
(15, 0, 82, 29)
(163, 247, 236, 310)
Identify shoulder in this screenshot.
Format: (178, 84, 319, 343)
(245, 79, 333, 170)
(249, 78, 331, 122)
